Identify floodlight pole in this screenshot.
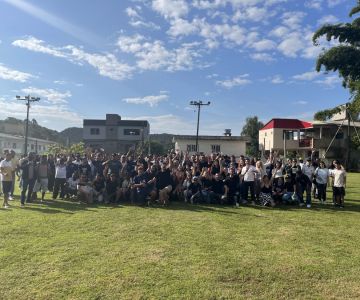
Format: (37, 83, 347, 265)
(189, 100, 211, 153)
(16, 95, 40, 155)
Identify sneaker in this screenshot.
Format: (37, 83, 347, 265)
(299, 203, 305, 207)
(4, 204, 9, 209)
(241, 200, 248, 205)
(20, 204, 25, 208)
(235, 202, 239, 208)
(306, 204, 311, 208)
(8, 196, 14, 201)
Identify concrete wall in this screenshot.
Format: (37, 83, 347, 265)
(174, 139, 247, 156)
(83, 126, 106, 140)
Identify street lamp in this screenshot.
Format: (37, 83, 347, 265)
(189, 100, 211, 153)
(16, 95, 40, 155)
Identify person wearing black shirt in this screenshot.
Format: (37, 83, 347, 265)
(105, 173, 120, 203)
(186, 176, 202, 204)
(224, 168, 240, 206)
(79, 158, 92, 179)
(209, 173, 227, 204)
(155, 164, 173, 206)
(131, 166, 149, 205)
(295, 170, 312, 207)
(93, 174, 105, 202)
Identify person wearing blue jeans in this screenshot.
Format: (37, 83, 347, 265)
(295, 170, 312, 208)
(19, 153, 37, 206)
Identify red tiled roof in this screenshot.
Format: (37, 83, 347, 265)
(260, 119, 313, 130)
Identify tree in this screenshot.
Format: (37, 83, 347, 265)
(241, 116, 264, 157)
(312, 0, 360, 120)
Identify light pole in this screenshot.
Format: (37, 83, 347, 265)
(189, 100, 211, 153)
(16, 95, 40, 155)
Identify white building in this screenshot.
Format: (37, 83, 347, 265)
(0, 133, 55, 155)
(173, 135, 250, 157)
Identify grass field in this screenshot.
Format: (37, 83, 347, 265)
(1, 174, 360, 299)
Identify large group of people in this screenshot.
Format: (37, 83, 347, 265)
(0, 148, 347, 210)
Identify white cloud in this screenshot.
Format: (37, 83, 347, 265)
(282, 11, 306, 29)
(216, 74, 251, 89)
(131, 114, 194, 134)
(0, 97, 82, 129)
(315, 75, 342, 87)
(293, 71, 320, 81)
(126, 6, 160, 30)
(152, 0, 189, 19)
(0, 64, 36, 82)
(12, 36, 134, 80)
(317, 14, 339, 25)
(305, 0, 323, 10)
(327, 0, 346, 7)
(251, 39, 276, 51)
(117, 34, 203, 72)
(294, 100, 308, 105)
(250, 53, 275, 62)
(122, 93, 169, 107)
(271, 75, 284, 84)
(20, 87, 71, 104)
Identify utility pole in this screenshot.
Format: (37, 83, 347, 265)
(346, 102, 351, 170)
(16, 95, 40, 155)
(189, 100, 211, 153)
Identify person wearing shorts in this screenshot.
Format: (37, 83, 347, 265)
(0, 153, 14, 209)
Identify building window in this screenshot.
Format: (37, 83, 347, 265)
(12, 143, 16, 149)
(211, 145, 221, 153)
(186, 144, 197, 152)
(90, 128, 100, 135)
(124, 129, 140, 135)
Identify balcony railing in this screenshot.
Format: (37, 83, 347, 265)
(299, 138, 312, 148)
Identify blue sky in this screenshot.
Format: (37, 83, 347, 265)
(0, 0, 355, 134)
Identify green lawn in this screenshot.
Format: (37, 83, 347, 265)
(1, 175, 360, 299)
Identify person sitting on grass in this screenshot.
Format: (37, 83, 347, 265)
(259, 175, 275, 207)
(77, 174, 93, 204)
(66, 172, 79, 199)
(282, 175, 297, 205)
(182, 172, 192, 202)
(116, 173, 130, 203)
(329, 160, 346, 208)
(185, 176, 202, 204)
(272, 176, 285, 204)
(92, 174, 105, 203)
(209, 173, 228, 204)
(105, 173, 120, 204)
(131, 166, 148, 206)
(155, 162, 173, 206)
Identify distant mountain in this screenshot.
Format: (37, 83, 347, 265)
(0, 117, 83, 145)
(59, 127, 83, 145)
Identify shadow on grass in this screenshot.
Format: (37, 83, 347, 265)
(4, 196, 360, 215)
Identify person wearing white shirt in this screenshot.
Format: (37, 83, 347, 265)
(53, 158, 67, 200)
(329, 160, 346, 208)
(301, 158, 315, 205)
(0, 153, 14, 208)
(240, 158, 257, 204)
(314, 161, 329, 203)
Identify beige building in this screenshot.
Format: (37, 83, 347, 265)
(173, 135, 250, 157)
(259, 118, 360, 162)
